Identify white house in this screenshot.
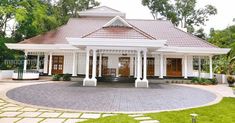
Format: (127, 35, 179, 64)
(6, 6, 230, 87)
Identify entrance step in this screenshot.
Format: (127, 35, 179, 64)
(97, 77, 135, 83)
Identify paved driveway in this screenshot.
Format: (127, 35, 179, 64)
(6, 82, 218, 112)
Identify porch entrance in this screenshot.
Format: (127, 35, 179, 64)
(118, 57, 130, 77)
(167, 58, 182, 77)
(51, 56, 64, 74)
(89, 56, 108, 76)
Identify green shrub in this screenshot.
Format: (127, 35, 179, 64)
(62, 74, 71, 81)
(191, 77, 217, 85)
(52, 74, 61, 81)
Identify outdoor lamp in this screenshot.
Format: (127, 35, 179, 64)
(190, 113, 198, 123)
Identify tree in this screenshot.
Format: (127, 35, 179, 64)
(142, 0, 217, 32)
(208, 26, 235, 74)
(0, 0, 27, 37)
(57, 0, 100, 18)
(193, 28, 207, 40)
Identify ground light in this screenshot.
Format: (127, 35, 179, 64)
(190, 113, 198, 123)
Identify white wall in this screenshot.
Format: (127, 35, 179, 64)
(0, 70, 14, 80)
(70, 52, 197, 77)
(77, 52, 86, 75)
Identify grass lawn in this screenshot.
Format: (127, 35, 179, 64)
(81, 114, 138, 123)
(82, 98, 235, 123)
(146, 97, 235, 123)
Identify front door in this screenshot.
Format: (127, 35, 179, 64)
(52, 56, 64, 74)
(147, 58, 155, 76)
(167, 58, 182, 77)
(119, 57, 130, 77)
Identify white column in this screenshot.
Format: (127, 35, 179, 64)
(209, 55, 213, 79)
(36, 54, 40, 71)
(143, 50, 147, 81)
(98, 53, 102, 77)
(136, 50, 141, 81)
(198, 56, 201, 78)
(43, 53, 48, 74)
(134, 55, 137, 78)
(85, 49, 90, 79)
(23, 51, 28, 71)
(72, 52, 77, 76)
(160, 53, 164, 78)
(92, 49, 97, 79)
(184, 55, 188, 79)
(140, 55, 143, 79)
(48, 52, 53, 75)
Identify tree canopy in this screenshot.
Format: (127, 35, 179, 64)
(208, 26, 235, 74)
(0, 0, 99, 70)
(142, 0, 217, 32)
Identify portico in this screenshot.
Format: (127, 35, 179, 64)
(67, 37, 166, 87)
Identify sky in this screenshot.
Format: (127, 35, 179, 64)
(97, 0, 235, 33)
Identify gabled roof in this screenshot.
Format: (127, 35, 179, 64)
(103, 16, 132, 28)
(79, 6, 126, 18)
(82, 16, 155, 39)
(82, 27, 155, 39)
(18, 16, 217, 48)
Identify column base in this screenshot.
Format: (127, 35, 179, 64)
(135, 79, 149, 88)
(83, 78, 97, 86)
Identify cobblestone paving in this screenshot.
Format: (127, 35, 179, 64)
(7, 82, 217, 112)
(0, 98, 117, 123)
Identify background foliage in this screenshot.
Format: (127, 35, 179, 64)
(0, 0, 99, 70)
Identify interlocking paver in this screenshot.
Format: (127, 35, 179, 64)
(134, 117, 152, 120)
(7, 83, 217, 112)
(38, 109, 53, 112)
(2, 104, 18, 107)
(129, 114, 144, 117)
(0, 99, 5, 103)
(40, 118, 65, 123)
(64, 119, 87, 123)
(18, 112, 42, 117)
(20, 107, 38, 112)
(1, 107, 22, 111)
(102, 114, 117, 117)
(0, 112, 22, 117)
(39, 112, 62, 118)
(0, 102, 7, 106)
(80, 113, 101, 119)
(17, 118, 44, 123)
(0, 118, 21, 123)
(59, 112, 81, 118)
(140, 120, 160, 123)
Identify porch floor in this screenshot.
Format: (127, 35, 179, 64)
(6, 82, 218, 112)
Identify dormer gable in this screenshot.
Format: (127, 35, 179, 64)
(103, 16, 132, 28)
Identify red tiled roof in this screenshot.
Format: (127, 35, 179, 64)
(82, 27, 155, 39)
(19, 17, 217, 48)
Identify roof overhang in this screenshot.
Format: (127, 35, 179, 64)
(157, 47, 231, 55)
(66, 38, 166, 48)
(5, 43, 79, 51)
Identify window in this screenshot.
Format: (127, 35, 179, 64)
(193, 56, 209, 72)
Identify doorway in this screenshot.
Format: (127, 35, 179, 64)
(167, 58, 182, 77)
